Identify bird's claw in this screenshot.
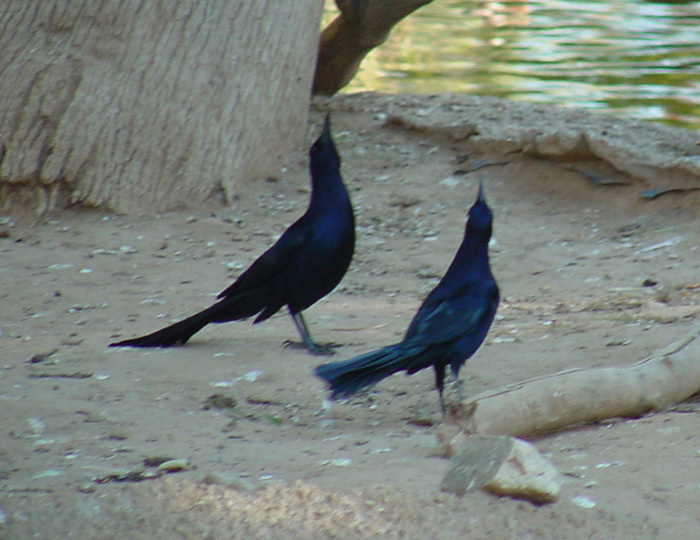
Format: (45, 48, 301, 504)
(283, 340, 341, 356)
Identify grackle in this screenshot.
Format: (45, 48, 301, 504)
(110, 114, 355, 355)
(315, 180, 499, 411)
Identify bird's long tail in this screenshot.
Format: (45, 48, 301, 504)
(314, 343, 422, 398)
(110, 302, 226, 348)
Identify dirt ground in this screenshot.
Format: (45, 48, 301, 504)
(1, 96, 699, 539)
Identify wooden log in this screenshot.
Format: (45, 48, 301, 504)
(437, 325, 700, 454)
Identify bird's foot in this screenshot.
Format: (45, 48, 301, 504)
(283, 340, 341, 356)
(454, 378, 465, 402)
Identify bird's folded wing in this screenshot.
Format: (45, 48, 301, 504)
(218, 221, 311, 299)
(404, 283, 492, 345)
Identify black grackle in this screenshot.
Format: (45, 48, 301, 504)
(315, 180, 498, 410)
(110, 114, 355, 355)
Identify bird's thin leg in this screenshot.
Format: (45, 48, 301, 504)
(450, 365, 465, 402)
(454, 377, 465, 401)
(434, 364, 447, 414)
(287, 310, 338, 356)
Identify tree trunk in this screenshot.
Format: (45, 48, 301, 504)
(0, 1, 322, 214)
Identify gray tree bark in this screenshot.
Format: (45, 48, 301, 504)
(0, 1, 322, 214)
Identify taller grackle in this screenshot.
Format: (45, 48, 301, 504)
(110, 114, 355, 355)
(315, 180, 499, 410)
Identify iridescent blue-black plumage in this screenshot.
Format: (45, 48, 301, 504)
(111, 115, 354, 355)
(315, 181, 498, 410)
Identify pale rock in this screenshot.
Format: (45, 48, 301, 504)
(484, 438, 561, 503)
(441, 435, 560, 504)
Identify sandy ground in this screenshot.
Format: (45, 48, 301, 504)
(1, 99, 699, 539)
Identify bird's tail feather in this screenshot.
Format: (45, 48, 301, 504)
(110, 303, 224, 348)
(315, 343, 422, 398)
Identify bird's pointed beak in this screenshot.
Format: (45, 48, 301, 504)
(321, 113, 332, 143)
(477, 177, 486, 203)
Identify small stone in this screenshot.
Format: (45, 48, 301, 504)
(77, 482, 96, 493)
(27, 349, 58, 364)
(322, 458, 351, 467)
(571, 494, 596, 508)
(156, 459, 190, 473)
(28, 417, 46, 434)
(484, 438, 561, 503)
(441, 435, 560, 503)
(203, 393, 237, 410)
(143, 456, 176, 467)
(440, 435, 513, 495)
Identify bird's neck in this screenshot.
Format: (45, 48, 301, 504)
(448, 234, 491, 277)
(309, 171, 350, 211)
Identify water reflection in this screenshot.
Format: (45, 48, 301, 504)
(327, 1, 699, 129)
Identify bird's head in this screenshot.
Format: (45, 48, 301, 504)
(309, 113, 340, 176)
(466, 179, 493, 237)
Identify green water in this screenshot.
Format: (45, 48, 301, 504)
(331, 0, 700, 130)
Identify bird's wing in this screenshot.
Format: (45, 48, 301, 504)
(404, 281, 497, 346)
(218, 219, 311, 299)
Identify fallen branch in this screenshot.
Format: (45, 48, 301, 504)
(437, 325, 700, 453)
